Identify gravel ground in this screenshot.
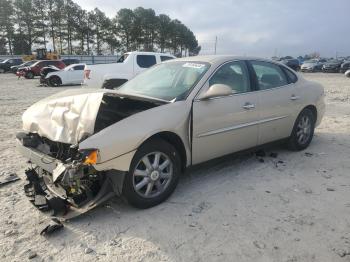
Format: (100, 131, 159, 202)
(0, 73, 349, 262)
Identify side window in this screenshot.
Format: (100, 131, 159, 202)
(209, 61, 250, 94)
(250, 61, 288, 90)
(137, 55, 157, 68)
(282, 67, 298, 83)
(160, 56, 174, 62)
(73, 65, 84, 70)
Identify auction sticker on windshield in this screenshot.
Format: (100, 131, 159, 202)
(182, 63, 205, 69)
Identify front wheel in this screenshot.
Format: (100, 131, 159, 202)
(287, 108, 315, 151)
(49, 76, 61, 87)
(123, 139, 181, 208)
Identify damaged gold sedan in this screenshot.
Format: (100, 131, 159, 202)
(16, 56, 325, 218)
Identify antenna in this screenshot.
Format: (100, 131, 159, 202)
(214, 36, 217, 55)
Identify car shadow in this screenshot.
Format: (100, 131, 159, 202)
(40, 130, 349, 259)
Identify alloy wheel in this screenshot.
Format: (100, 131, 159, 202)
(296, 115, 311, 145)
(132, 151, 173, 198)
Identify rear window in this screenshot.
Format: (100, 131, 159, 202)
(250, 60, 288, 90)
(160, 56, 174, 62)
(137, 55, 157, 68)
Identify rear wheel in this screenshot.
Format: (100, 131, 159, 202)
(287, 108, 315, 151)
(123, 139, 181, 208)
(49, 76, 62, 87)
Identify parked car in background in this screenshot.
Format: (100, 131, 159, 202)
(345, 70, 350, 78)
(300, 59, 325, 72)
(281, 59, 300, 71)
(340, 61, 350, 73)
(17, 56, 325, 217)
(44, 63, 85, 87)
(22, 60, 66, 79)
(0, 58, 23, 73)
(10, 60, 37, 74)
(39, 65, 62, 85)
(62, 58, 80, 66)
(322, 60, 342, 73)
(83, 51, 176, 89)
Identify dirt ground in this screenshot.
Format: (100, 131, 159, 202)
(0, 72, 349, 262)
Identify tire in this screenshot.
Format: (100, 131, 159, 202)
(287, 108, 315, 151)
(123, 138, 181, 208)
(49, 76, 62, 87)
(26, 71, 34, 79)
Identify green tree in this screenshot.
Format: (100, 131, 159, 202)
(0, 0, 15, 54)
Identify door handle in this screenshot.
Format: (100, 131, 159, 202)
(242, 103, 255, 110)
(290, 95, 300, 100)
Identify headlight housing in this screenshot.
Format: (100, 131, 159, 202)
(80, 149, 99, 165)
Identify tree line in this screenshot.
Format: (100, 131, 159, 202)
(0, 0, 201, 57)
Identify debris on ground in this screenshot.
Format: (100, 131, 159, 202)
(305, 152, 313, 157)
(326, 187, 336, 192)
(40, 218, 64, 236)
(28, 251, 37, 259)
(255, 149, 266, 157)
(253, 240, 266, 249)
(322, 173, 333, 179)
(269, 152, 278, 158)
(84, 247, 94, 254)
(0, 172, 20, 187)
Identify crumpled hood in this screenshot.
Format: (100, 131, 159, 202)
(22, 88, 165, 145)
(22, 88, 109, 144)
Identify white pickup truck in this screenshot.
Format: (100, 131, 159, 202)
(83, 51, 175, 89)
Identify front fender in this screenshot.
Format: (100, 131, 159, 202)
(79, 101, 191, 171)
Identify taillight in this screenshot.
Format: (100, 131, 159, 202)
(84, 69, 91, 79)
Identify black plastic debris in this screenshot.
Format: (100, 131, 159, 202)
(255, 149, 266, 157)
(305, 152, 313, 157)
(0, 172, 20, 187)
(269, 152, 278, 158)
(40, 218, 64, 236)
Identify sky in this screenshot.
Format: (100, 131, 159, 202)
(75, 0, 349, 58)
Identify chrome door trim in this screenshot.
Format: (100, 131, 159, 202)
(197, 115, 288, 138)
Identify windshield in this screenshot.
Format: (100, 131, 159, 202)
(117, 53, 129, 63)
(117, 61, 210, 101)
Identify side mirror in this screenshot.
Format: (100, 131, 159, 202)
(199, 84, 233, 100)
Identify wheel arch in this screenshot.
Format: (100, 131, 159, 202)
(303, 104, 317, 123)
(49, 75, 62, 84)
(141, 131, 187, 173)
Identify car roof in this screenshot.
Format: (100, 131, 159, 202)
(126, 51, 175, 57)
(169, 55, 279, 65)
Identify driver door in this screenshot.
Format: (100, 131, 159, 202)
(192, 60, 259, 165)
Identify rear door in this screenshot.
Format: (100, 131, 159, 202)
(248, 60, 301, 145)
(192, 60, 259, 164)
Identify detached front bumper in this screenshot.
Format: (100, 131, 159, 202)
(16, 138, 117, 219)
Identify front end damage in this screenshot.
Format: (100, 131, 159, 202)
(17, 132, 121, 219)
(17, 89, 164, 218)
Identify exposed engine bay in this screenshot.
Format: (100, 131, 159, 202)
(17, 92, 163, 218)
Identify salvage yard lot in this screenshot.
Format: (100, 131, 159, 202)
(0, 73, 349, 261)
